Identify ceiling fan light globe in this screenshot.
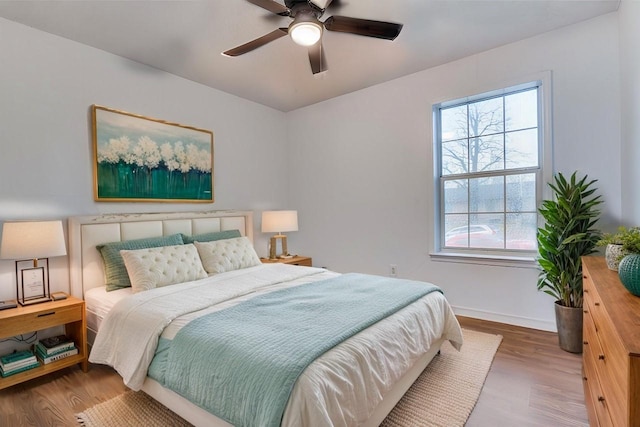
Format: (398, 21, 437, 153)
(290, 21, 322, 46)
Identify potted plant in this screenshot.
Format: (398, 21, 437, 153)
(596, 226, 639, 270)
(537, 171, 602, 353)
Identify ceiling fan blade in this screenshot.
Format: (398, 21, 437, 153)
(246, 0, 290, 16)
(308, 42, 327, 74)
(324, 16, 403, 40)
(222, 28, 288, 57)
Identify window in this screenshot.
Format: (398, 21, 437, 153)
(434, 80, 548, 260)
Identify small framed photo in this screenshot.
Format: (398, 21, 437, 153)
(16, 259, 51, 305)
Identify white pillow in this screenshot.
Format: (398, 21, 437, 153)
(194, 237, 261, 275)
(120, 244, 208, 293)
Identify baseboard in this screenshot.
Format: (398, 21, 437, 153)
(452, 305, 557, 332)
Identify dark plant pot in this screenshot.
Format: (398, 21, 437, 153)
(618, 254, 640, 296)
(554, 301, 583, 353)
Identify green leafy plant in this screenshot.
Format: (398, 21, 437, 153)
(537, 172, 603, 308)
(618, 227, 640, 254)
(597, 226, 638, 247)
(597, 226, 640, 260)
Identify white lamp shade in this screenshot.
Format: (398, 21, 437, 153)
(261, 211, 299, 234)
(0, 220, 67, 260)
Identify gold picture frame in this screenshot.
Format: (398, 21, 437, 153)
(92, 105, 214, 203)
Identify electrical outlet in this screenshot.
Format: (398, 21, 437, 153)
(390, 264, 397, 277)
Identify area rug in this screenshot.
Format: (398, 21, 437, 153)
(76, 328, 501, 427)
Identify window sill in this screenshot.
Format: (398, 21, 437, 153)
(429, 251, 538, 269)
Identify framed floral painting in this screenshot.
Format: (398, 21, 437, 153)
(92, 105, 213, 202)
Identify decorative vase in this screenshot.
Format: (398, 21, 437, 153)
(617, 254, 640, 296)
(554, 301, 583, 354)
(605, 243, 627, 271)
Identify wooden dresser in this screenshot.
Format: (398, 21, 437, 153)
(581, 256, 640, 427)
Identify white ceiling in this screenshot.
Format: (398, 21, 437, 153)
(0, 0, 619, 112)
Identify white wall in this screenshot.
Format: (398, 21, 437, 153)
(0, 18, 289, 300)
(619, 1, 640, 225)
(287, 13, 622, 331)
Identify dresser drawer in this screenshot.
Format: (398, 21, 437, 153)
(594, 319, 629, 426)
(0, 304, 82, 338)
(583, 271, 596, 295)
(584, 286, 628, 425)
(583, 312, 615, 427)
(583, 357, 614, 427)
(582, 308, 602, 369)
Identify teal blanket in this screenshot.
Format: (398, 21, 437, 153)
(161, 273, 441, 427)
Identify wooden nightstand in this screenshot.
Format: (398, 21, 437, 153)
(261, 255, 312, 267)
(0, 296, 88, 390)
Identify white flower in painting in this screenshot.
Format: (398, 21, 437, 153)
(173, 141, 186, 163)
(185, 144, 201, 172)
(132, 136, 161, 169)
(166, 159, 180, 171)
(99, 136, 132, 163)
(173, 141, 190, 173)
(179, 161, 191, 173)
(160, 142, 177, 171)
(122, 150, 137, 165)
(194, 148, 212, 173)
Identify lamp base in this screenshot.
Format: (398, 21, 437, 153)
(269, 235, 291, 259)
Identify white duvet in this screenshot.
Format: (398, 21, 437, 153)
(90, 264, 463, 426)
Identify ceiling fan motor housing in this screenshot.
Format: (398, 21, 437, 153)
(285, 0, 325, 15)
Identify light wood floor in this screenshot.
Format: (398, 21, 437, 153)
(0, 317, 588, 426)
(460, 317, 588, 427)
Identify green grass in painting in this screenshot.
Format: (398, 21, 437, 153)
(97, 162, 212, 200)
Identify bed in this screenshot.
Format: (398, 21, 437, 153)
(68, 210, 463, 427)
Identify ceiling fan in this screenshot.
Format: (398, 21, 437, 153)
(222, 0, 403, 74)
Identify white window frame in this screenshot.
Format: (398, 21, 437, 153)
(430, 72, 552, 268)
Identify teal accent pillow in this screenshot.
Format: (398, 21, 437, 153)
(180, 229, 241, 244)
(97, 234, 184, 292)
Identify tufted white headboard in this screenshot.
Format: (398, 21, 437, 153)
(68, 211, 253, 298)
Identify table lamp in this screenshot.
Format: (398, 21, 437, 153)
(261, 210, 298, 259)
(0, 220, 67, 306)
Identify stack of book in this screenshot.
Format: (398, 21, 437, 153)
(0, 350, 39, 377)
(34, 335, 78, 365)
